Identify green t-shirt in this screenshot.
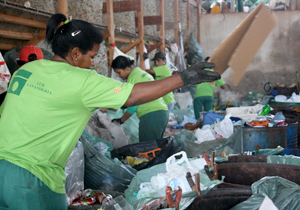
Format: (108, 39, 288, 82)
(0, 60, 134, 194)
(194, 68, 225, 98)
(127, 67, 167, 118)
(152, 65, 175, 105)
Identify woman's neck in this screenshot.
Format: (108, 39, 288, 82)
(51, 55, 73, 65)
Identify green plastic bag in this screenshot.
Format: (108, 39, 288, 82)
(230, 176, 300, 210)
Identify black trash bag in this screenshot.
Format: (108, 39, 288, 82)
(111, 137, 174, 171)
(80, 133, 136, 193)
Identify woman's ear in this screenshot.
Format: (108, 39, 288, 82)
(71, 47, 81, 61)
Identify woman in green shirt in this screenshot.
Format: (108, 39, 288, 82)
(112, 55, 169, 142)
(146, 52, 175, 110)
(0, 13, 220, 210)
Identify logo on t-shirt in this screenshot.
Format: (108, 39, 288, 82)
(114, 87, 121, 94)
(8, 69, 32, 96)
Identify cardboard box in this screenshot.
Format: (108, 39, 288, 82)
(209, 3, 277, 85)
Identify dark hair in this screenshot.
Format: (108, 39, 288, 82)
(45, 14, 103, 58)
(111, 56, 134, 69)
(17, 54, 38, 66)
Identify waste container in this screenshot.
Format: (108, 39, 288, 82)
(242, 126, 287, 151)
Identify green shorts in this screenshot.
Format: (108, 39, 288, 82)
(0, 160, 67, 210)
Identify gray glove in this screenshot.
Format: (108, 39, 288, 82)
(179, 62, 220, 86)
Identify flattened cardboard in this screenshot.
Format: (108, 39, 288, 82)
(208, 3, 277, 85)
(229, 4, 277, 84)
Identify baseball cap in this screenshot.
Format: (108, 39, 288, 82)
(151, 52, 166, 61)
(19, 45, 44, 62)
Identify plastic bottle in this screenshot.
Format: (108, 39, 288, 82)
(259, 105, 270, 116)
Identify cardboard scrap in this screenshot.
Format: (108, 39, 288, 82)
(209, 3, 277, 85)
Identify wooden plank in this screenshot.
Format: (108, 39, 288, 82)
(231, 0, 235, 12)
(174, 0, 179, 65)
(58, 0, 68, 18)
(107, 0, 115, 77)
(186, 0, 190, 53)
(24, 30, 46, 46)
(103, 0, 141, 13)
(160, 0, 165, 52)
(115, 36, 156, 45)
(0, 42, 17, 50)
(122, 38, 142, 53)
(102, 30, 110, 41)
(135, 16, 162, 26)
(148, 41, 162, 53)
(174, 0, 179, 46)
(137, 0, 145, 69)
(0, 13, 46, 29)
(0, 29, 34, 40)
(197, 0, 201, 44)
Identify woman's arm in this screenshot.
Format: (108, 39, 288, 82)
(124, 62, 220, 107)
(124, 74, 183, 107)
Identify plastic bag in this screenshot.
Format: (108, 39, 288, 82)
(65, 141, 85, 205)
(107, 109, 140, 144)
(85, 111, 131, 149)
(194, 128, 215, 144)
(0, 53, 11, 94)
(80, 133, 136, 192)
(165, 47, 178, 74)
(174, 92, 193, 110)
(187, 33, 205, 65)
(185, 127, 243, 158)
(203, 112, 225, 125)
(230, 176, 300, 210)
(124, 152, 220, 210)
(110, 137, 174, 171)
(214, 113, 234, 138)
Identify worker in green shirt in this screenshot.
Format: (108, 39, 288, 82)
(0, 13, 220, 210)
(194, 65, 225, 120)
(112, 55, 169, 142)
(145, 52, 175, 110)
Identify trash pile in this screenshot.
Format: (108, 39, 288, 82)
(64, 89, 300, 210)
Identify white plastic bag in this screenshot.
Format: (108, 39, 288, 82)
(195, 128, 216, 144)
(214, 113, 234, 138)
(0, 53, 11, 94)
(174, 92, 193, 109)
(149, 151, 202, 194)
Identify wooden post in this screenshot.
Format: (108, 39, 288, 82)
(58, 0, 68, 18)
(197, 0, 201, 44)
(107, 0, 115, 77)
(231, 0, 235, 12)
(160, 0, 165, 52)
(174, 0, 179, 65)
(186, 0, 190, 54)
(138, 0, 145, 70)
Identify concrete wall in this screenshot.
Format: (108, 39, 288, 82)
(6, 1, 300, 101)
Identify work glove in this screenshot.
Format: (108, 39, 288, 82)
(179, 62, 220, 86)
(112, 118, 123, 124)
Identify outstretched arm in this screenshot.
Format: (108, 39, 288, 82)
(124, 74, 183, 107)
(124, 62, 220, 107)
